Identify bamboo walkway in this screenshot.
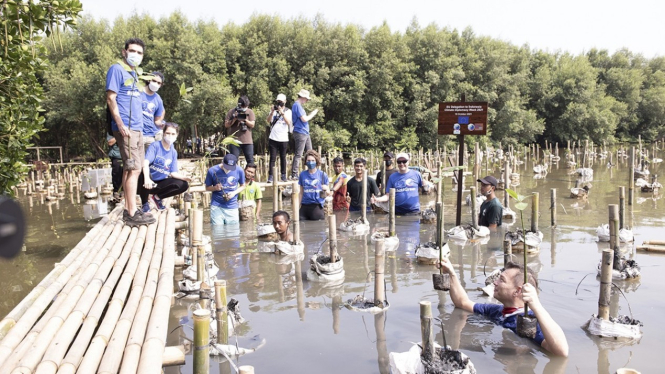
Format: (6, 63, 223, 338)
(0, 205, 176, 374)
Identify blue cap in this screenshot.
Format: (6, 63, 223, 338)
(223, 154, 237, 171)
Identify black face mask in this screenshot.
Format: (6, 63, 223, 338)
(385, 160, 393, 166)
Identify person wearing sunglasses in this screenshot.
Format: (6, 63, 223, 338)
(141, 71, 166, 147)
(370, 152, 424, 215)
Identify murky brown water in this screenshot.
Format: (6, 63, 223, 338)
(5, 153, 665, 374)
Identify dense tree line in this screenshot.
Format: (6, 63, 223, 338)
(38, 12, 665, 161)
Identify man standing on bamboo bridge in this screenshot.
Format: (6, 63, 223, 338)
(477, 175, 502, 230)
(438, 258, 569, 357)
(106, 38, 155, 226)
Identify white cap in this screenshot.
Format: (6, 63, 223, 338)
(297, 89, 311, 100)
(276, 93, 286, 102)
(395, 152, 410, 162)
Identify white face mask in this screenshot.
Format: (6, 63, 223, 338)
(126, 51, 143, 67)
(148, 81, 161, 92)
(164, 135, 177, 145)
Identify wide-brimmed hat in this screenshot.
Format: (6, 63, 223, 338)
(297, 89, 311, 100)
(223, 154, 238, 171)
(477, 175, 498, 187)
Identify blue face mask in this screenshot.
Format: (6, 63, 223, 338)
(306, 161, 317, 170)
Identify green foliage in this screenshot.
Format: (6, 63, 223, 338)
(0, 0, 82, 195)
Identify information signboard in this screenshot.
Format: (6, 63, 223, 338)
(437, 102, 488, 136)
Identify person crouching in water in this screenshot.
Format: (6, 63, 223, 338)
(139, 122, 191, 212)
(298, 150, 329, 220)
(205, 154, 246, 225)
(272, 210, 294, 242)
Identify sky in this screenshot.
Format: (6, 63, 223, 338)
(79, 0, 665, 58)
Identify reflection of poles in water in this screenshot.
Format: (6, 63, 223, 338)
(389, 255, 398, 293)
(295, 260, 305, 321)
(550, 227, 557, 266)
(436, 288, 447, 316)
(445, 308, 470, 351)
(364, 237, 372, 284)
(470, 241, 479, 279)
(332, 295, 342, 334)
(610, 284, 621, 318)
(457, 243, 465, 287)
(597, 345, 610, 374)
(374, 312, 390, 374)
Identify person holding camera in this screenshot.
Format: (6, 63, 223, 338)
(290, 89, 319, 179)
(266, 93, 292, 183)
(225, 95, 256, 164)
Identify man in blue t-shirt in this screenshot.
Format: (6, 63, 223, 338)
(371, 152, 424, 215)
(205, 154, 246, 225)
(141, 71, 166, 147)
(438, 258, 569, 357)
(106, 37, 154, 226)
(289, 89, 319, 179)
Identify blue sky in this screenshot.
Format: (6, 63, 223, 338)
(80, 0, 665, 58)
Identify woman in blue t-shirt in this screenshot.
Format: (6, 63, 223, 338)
(298, 150, 329, 220)
(139, 123, 191, 212)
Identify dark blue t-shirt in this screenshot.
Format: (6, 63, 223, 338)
(105, 63, 143, 132)
(299, 169, 329, 206)
(205, 165, 246, 209)
(145, 141, 178, 181)
(385, 170, 423, 214)
(141, 91, 165, 137)
(292, 101, 308, 135)
(473, 303, 545, 346)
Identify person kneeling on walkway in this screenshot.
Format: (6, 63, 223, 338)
(205, 154, 246, 225)
(438, 257, 569, 357)
(139, 123, 191, 212)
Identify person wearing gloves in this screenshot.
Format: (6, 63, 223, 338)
(205, 153, 246, 225)
(138, 123, 191, 212)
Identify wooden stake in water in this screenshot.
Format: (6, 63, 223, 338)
(419, 301, 434, 362)
(619, 187, 625, 229)
(272, 166, 278, 213)
(531, 193, 539, 233)
(329, 215, 337, 264)
(292, 182, 300, 243)
(550, 188, 556, 227)
(629, 147, 635, 206)
(470, 186, 478, 230)
(389, 189, 396, 237)
(361, 169, 367, 221)
(374, 239, 386, 308)
(609, 204, 622, 271)
(193, 309, 210, 374)
(214, 280, 228, 345)
(598, 249, 613, 321)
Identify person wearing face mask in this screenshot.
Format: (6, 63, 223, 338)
(225, 95, 256, 164)
(376, 151, 397, 194)
(106, 37, 154, 226)
(477, 175, 503, 230)
(138, 123, 191, 212)
(141, 71, 166, 147)
(298, 150, 329, 220)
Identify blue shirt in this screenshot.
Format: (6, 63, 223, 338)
(291, 101, 308, 135)
(145, 141, 178, 181)
(299, 169, 329, 206)
(141, 91, 165, 137)
(473, 303, 545, 346)
(385, 170, 423, 214)
(105, 63, 143, 132)
(205, 165, 245, 209)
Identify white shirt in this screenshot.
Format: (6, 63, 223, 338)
(268, 108, 292, 142)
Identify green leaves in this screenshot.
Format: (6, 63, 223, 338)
(506, 188, 528, 211)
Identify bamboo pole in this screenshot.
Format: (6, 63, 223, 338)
(239, 366, 255, 374)
(550, 188, 556, 227)
(389, 189, 396, 237)
(329, 215, 337, 263)
(361, 169, 367, 221)
(619, 187, 625, 229)
(292, 182, 300, 242)
(470, 186, 478, 230)
(629, 147, 635, 206)
(598, 249, 613, 321)
(419, 301, 434, 361)
(531, 192, 539, 233)
(118, 210, 169, 374)
(214, 280, 228, 345)
(137, 209, 176, 374)
(374, 239, 385, 308)
(272, 166, 278, 213)
(609, 204, 621, 271)
(193, 309, 210, 374)
(435, 202, 443, 249)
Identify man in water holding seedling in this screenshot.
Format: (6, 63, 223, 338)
(438, 258, 569, 357)
(477, 175, 502, 230)
(205, 154, 246, 225)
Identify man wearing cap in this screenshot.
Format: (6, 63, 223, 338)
(290, 89, 319, 179)
(225, 95, 256, 164)
(477, 175, 502, 229)
(376, 151, 398, 194)
(205, 154, 246, 225)
(266, 93, 292, 183)
(371, 153, 424, 215)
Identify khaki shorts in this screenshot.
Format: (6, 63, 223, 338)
(113, 130, 144, 171)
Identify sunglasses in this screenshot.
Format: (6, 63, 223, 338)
(397, 160, 408, 164)
(151, 79, 163, 86)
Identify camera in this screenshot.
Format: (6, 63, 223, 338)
(273, 101, 285, 111)
(235, 107, 248, 131)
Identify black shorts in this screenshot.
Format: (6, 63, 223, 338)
(300, 203, 325, 221)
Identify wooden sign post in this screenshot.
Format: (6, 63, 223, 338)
(438, 97, 488, 225)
